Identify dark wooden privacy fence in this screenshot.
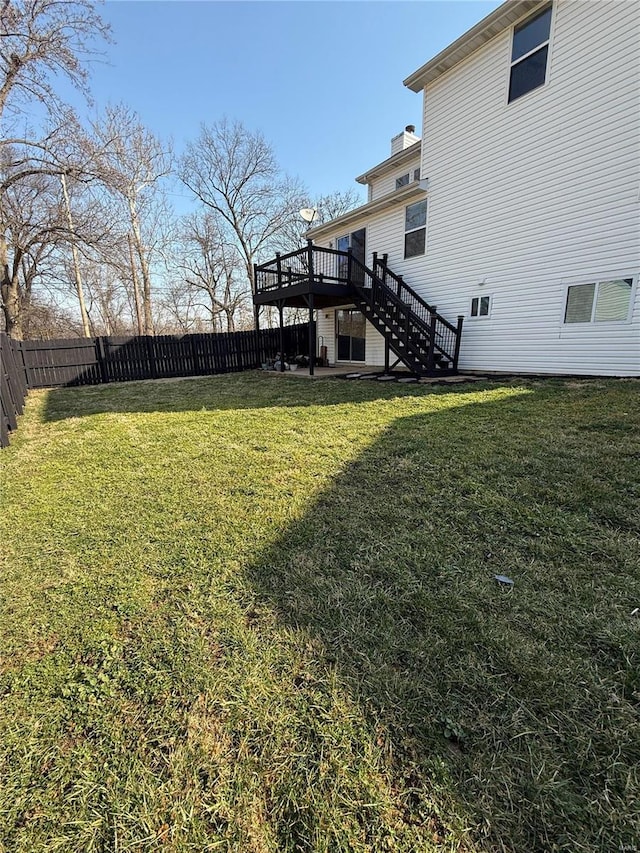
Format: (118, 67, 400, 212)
(1, 333, 29, 448)
(0, 324, 307, 446)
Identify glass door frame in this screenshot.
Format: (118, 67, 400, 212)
(336, 308, 366, 363)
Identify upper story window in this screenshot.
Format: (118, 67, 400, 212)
(564, 278, 634, 324)
(509, 5, 552, 102)
(396, 173, 410, 190)
(404, 200, 427, 258)
(414, 168, 421, 182)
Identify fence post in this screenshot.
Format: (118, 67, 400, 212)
(308, 293, 315, 377)
(17, 341, 29, 391)
(145, 335, 157, 379)
(96, 337, 109, 384)
(256, 323, 265, 369)
(278, 304, 285, 372)
(254, 263, 261, 333)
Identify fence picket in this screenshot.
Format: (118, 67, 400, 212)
(1, 325, 308, 447)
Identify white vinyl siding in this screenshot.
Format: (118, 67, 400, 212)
(369, 157, 421, 201)
(316, 306, 387, 367)
(412, 0, 640, 375)
(316, 309, 337, 366)
(311, 1, 639, 376)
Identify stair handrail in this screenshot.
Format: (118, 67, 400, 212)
(351, 255, 436, 341)
(349, 255, 457, 365)
(373, 254, 459, 335)
(254, 244, 463, 372)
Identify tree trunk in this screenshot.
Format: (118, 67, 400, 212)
(61, 173, 91, 337)
(127, 232, 144, 335)
(128, 196, 154, 335)
(1, 234, 24, 339)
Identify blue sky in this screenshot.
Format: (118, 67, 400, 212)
(72, 1, 502, 208)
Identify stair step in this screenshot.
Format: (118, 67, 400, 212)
(353, 276, 458, 375)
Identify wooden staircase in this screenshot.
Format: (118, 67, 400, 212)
(348, 253, 463, 375)
(253, 243, 463, 376)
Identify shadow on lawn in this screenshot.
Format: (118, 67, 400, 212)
(240, 391, 638, 852)
(40, 372, 509, 422)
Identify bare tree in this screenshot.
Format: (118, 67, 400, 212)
(278, 186, 363, 250)
(0, 1, 110, 337)
(0, 146, 69, 337)
(0, 0, 110, 122)
(179, 119, 307, 327)
(22, 296, 81, 339)
(79, 257, 133, 335)
(89, 104, 173, 335)
(176, 210, 248, 332)
(159, 283, 206, 335)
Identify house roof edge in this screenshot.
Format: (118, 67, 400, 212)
(355, 140, 422, 186)
(403, 0, 545, 92)
(306, 182, 426, 241)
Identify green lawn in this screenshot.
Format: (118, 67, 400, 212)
(1, 372, 639, 852)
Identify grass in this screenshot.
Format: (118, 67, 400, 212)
(0, 371, 639, 852)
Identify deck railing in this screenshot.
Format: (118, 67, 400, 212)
(255, 244, 353, 292)
(254, 244, 463, 372)
(371, 254, 462, 366)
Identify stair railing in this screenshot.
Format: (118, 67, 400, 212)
(372, 253, 463, 371)
(349, 254, 461, 370)
(254, 244, 463, 372)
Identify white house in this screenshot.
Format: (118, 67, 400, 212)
(255, 0, 639, 376)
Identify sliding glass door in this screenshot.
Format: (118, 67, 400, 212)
(336, 229, 366, 282)
(336, 309, 366, 362)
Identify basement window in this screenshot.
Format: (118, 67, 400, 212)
(396, 173, 410, 190)
(509, 5, 552, 102)
(470, 295, 491, 318)
(564, 278, 634, 323)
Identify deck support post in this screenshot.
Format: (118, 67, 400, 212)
(453, 315, 464, 372)
(384, 337, 390, 374)
(253, 264, 260, 333)
(278, 302, 285, 372)
(308, 293, 315, 377)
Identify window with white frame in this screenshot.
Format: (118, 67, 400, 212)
(404, 200, 427, 258)
(396, 173, 410, 190)
(413, 168, 421, 182)
(470, 295, 491, 318)
(509, 5, 552, 103)
(564, 278, 634, 324)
